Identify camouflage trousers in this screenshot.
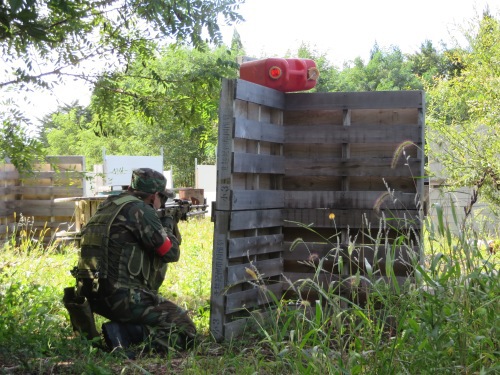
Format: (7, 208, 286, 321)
(88, 287, 196, 351)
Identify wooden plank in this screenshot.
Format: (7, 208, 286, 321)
(0, 223, 16, 235)
(234, 117, 285, 143)
(223, 310, 274, 341)
(0, 186, 83, 196)
(283, 243, 420, 276)
(285, 124, 422, 143)
(19, 171, 83, 180)
(284, 108, 419, 126)
(339, 245, 420, 276)
(210, 211, 230, 342)
(230, 209, 283, 231)
(283, 273, 413, 305)
(7, 199, 75, 208)
(0, 170, 19, 180)
(234, 79, 285, 110)
(284, 158, 421, 177)
(284, 191, 418, 210)
(228, 233, 284, 258)
(231, 190, 284, 210)
(284, 272, 342, 289)
(232, 153, 285, 174)
(282, 241, 342, 261)
(227, 258, 283, 285)
(285, 91, 424, 111)
(216, 79, 236, 211)
(8, 206, 76, 217)
(45, 156, 85, 164)
(284, 208, 421, 229)
(226, 283, 282, 313)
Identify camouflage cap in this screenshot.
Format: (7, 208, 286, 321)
(130, 168, 166, 194)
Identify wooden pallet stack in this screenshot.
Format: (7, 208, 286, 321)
(210, 79, 425, 341)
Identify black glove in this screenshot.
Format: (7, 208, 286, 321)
(160, 215, 175, 234)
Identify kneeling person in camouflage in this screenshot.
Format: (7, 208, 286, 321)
(67, 168, 196, 355)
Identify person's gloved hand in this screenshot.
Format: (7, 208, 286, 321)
(159, 214, 180, 263)
(160, 215, 175, 235)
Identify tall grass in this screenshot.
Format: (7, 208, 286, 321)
(0, 210, 498, 374)
(245, 204, 499, 374)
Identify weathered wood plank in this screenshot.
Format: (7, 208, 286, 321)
(283, 176, 417, 193)
(284, 208, 421, 229)
(227, 258, 283, 285)
(226, 283, 282, 313)
(228, 233, 284, 258)
(45, 156, 85, 164)
(283, 242, 419, 260)
(282, 241, 341, 261)
(284, 158, 421, 177)
(284, 108, 419, 126)
(230, 209, 283, 231)
(18, 171, 84, 180)
(210, 211, 231, 342)
(0, 186, 83, 196)
(216, 79, 236, 211)
(234, 117, 285, 143)
(284, 191, 418, 210)
(223, 310, 274, 341)
(285, 124, 422, 144)
(6, 199, 75, 208)
(283, 243, 421, 276)
(235, 79, 285, 110)
(231, 190, 284, 210)
(285, 91, 424, 111)
(7, 206, 76, 217)
(233, 153, 285, 174)
(0, 170, 20, 180)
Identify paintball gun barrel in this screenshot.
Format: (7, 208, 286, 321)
(157, 198, 208, 221)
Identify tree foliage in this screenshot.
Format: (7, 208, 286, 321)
(1, 0, 244, 89)
(427, 13, 500, 208)
(0, 105, 45, 173)
(1, 0, 244, 172)
(42, 44, 241, 186)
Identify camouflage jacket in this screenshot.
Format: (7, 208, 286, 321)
(78, 192, 179, 294)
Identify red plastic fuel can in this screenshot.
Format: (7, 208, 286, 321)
(239, 58, 319, 92)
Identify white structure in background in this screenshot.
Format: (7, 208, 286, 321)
(195, 158, 216, 217)
(87, 151, 217, 217)
(428, 160, 496, 234)
(89, 148, 172, 195)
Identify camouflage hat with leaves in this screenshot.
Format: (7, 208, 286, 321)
(130, 168, 166, 194)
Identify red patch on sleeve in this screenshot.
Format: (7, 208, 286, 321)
(156, 237, 172, 256)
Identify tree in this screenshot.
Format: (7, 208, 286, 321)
(426, 13, 500, 209)
(1, 0, 244, 172)
(408, 40, 466, 85)
(323, 44, 423, 92)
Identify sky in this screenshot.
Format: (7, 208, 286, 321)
(11, 0, 500, 126)
(220, 0, 497, 65)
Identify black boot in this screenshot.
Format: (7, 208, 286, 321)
(102, 322, 146, 359)
(63, 287, 100, 340)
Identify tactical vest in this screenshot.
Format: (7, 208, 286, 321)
(77, 194, 165, 291)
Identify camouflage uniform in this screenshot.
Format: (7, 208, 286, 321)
(76, 168, 196, 353)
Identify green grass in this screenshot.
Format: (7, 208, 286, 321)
(0, 211, 498, 374)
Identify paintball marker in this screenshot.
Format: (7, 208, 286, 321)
(157, 198, 208, 221)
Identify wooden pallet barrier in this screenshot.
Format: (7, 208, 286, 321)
(210, 79, 425, 341)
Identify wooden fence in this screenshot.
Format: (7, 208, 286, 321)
(0, 156, 85, 245)
(210, 79, 426, 341)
